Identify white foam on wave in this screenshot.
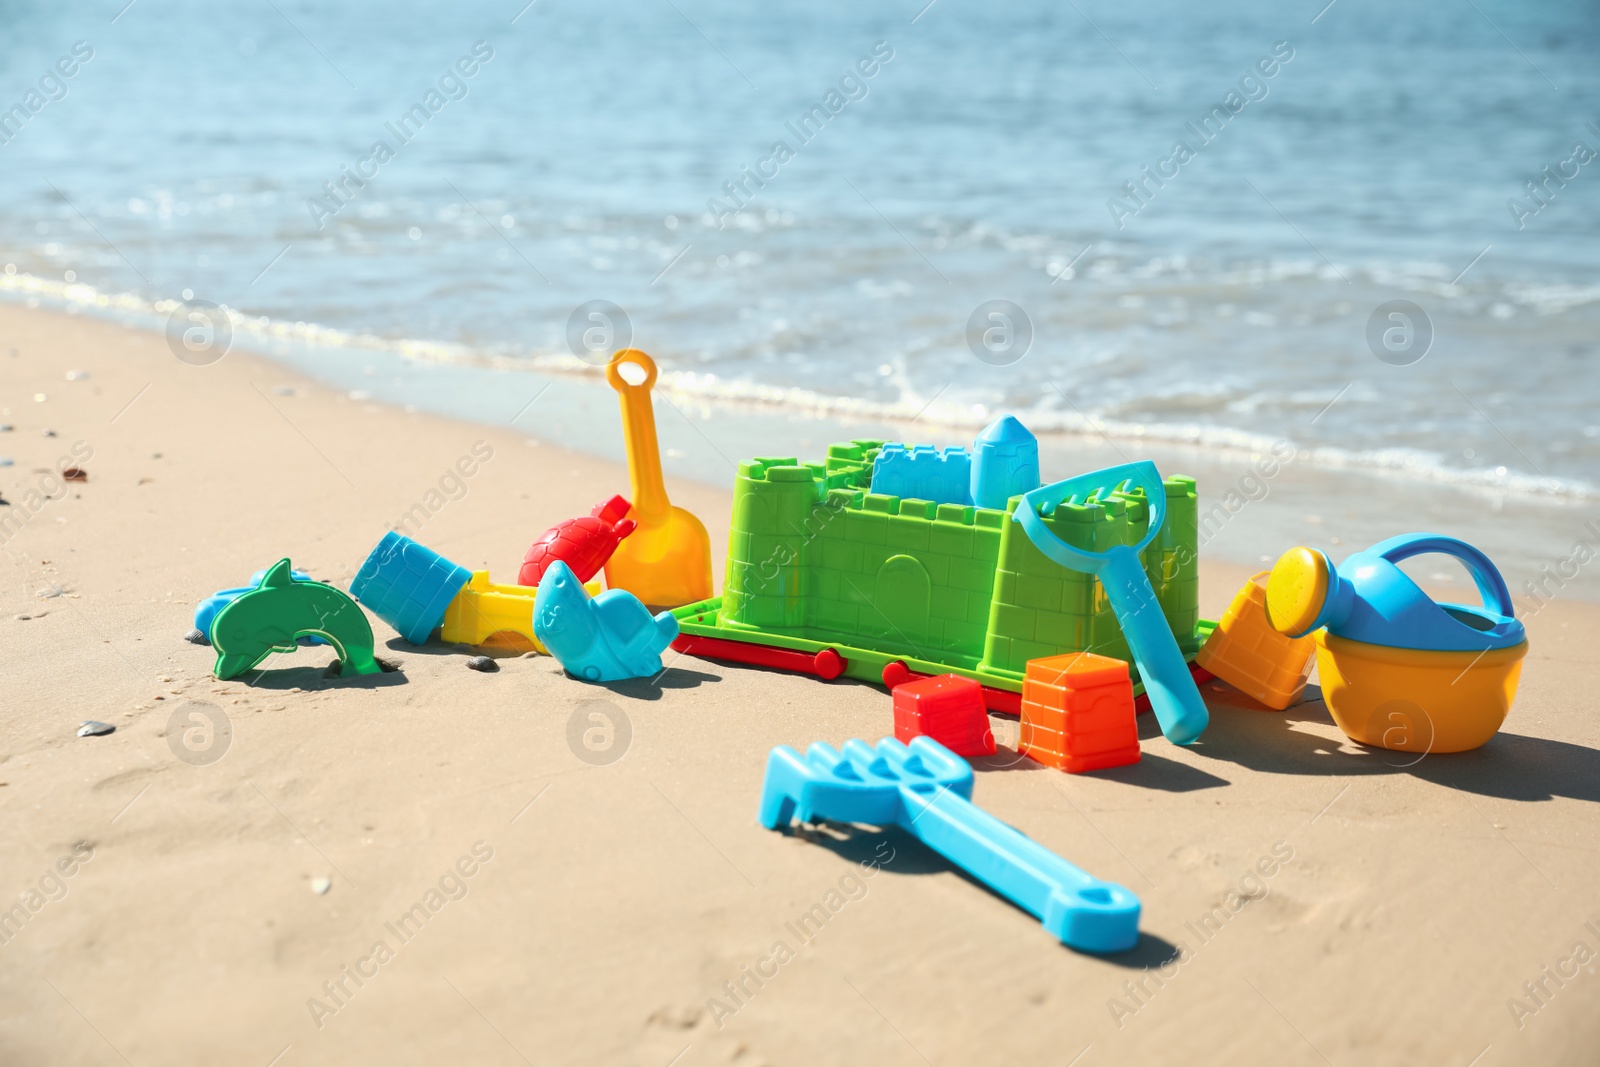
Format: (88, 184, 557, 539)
(1503, 281, 1600, 315)
(511, 350, 1598, 503)
(4, 269, 1592, 504)
(0, 269, 485, 366)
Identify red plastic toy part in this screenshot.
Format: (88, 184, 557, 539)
(672, 634, 846, 680)
(882, 661, 1022, 715)
(519, 495, 638, 586)
(892, 674, 996, 757)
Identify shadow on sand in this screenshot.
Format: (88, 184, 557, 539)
(1179, 684, 1600, 804)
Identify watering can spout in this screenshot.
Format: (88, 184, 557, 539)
(1266, 534, 1524, 651)
(1264, 546, 1357, 637)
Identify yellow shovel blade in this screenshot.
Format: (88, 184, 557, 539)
(602, 349, 714, 609)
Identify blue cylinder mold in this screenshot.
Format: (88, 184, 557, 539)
(349, 532, 473, 645)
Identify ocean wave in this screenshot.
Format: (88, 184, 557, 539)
(3, 269, 1592, 504)
(630, 374, 1596, 503)
(1503, 281, 1600, 315)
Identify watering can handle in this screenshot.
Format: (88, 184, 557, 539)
(1369, 534, 1516, 619)
(604, 349, 669, 518)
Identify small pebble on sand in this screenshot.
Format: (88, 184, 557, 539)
(61, 467, 87, 482)
(0, 457, 12, 467)
(466, 655, 498, 672)
(41, 429, 56, 437)
(77, 721, 115, 737)
(66, 370, 89, 381)
(311, 877, 332, 895)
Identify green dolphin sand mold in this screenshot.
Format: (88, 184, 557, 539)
(210, 558, 382, 680)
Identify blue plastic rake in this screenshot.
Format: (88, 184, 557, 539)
(758, 736, 1141, 953)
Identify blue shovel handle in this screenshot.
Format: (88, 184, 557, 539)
(1015, 462, 1209, 745)
(897, 778, 1142, 952)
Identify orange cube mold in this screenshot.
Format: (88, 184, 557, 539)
(1019, 652, 1140, 773)
(1194, 572, 1315, 711)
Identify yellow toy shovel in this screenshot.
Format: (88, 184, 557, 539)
(602, 349, 713, 609)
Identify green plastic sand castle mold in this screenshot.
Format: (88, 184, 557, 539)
(675, 435, 1201, 694)
(211, 559, 383, 680)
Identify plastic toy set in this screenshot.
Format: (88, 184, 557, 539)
(1195, 533, 1528, 753)
(195, 347, 1532, 954)
(198, 350, 706, 684)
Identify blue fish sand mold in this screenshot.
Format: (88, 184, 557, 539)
(533, 560, 680, 681)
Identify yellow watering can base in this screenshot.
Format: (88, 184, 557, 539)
(602, 349, 714, 609)
(1313, 633, 1527, 753)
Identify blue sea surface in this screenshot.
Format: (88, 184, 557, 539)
(2, 0, 1598, 513)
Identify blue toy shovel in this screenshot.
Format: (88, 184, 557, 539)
(759, 736, 1141, 953)
(1014, 461, 1209, 745)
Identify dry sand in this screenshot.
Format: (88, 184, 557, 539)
(2, 302, 1598, 1066)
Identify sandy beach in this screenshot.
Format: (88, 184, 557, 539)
(3, 301, 1599, 1066)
